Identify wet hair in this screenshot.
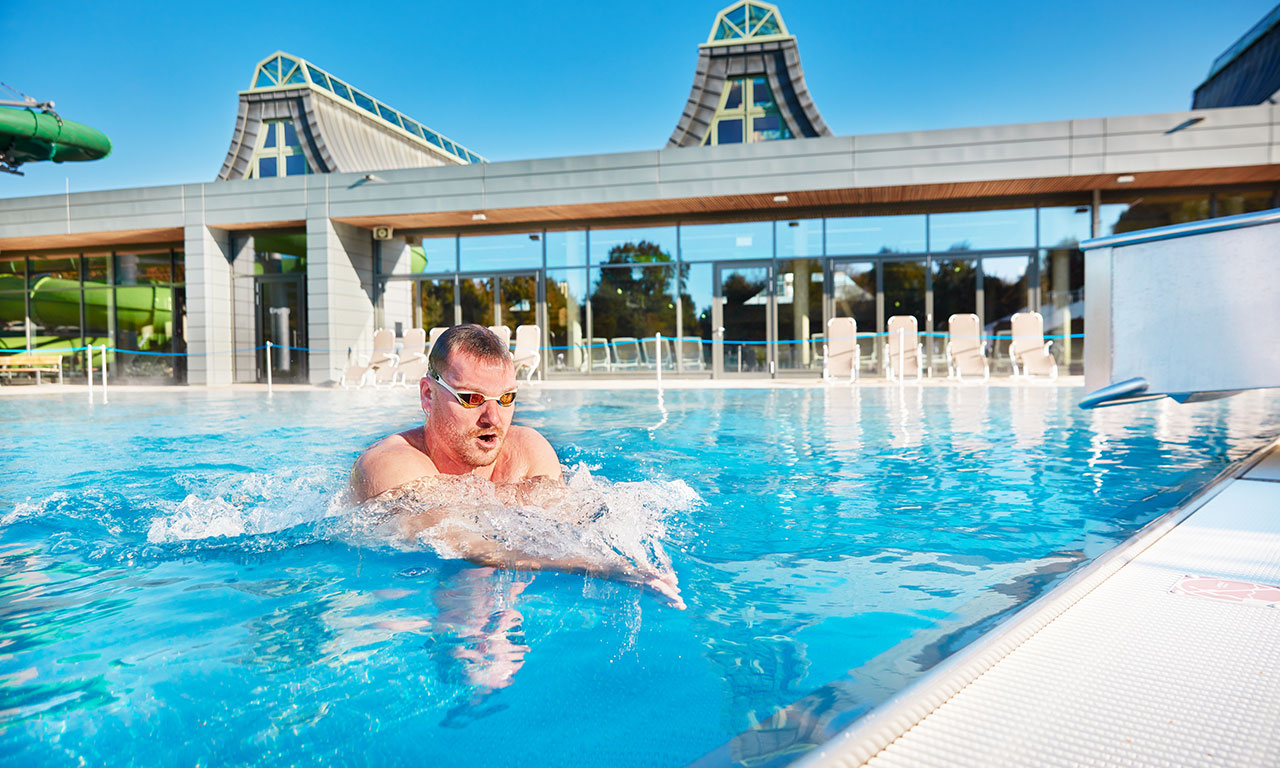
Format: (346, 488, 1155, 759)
(427, 324, 512, 379)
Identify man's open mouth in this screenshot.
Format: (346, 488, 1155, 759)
(476, 432, 499, 448)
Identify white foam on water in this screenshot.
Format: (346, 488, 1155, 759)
(146, 468, 345, 544)
(356, 463, 701, 583)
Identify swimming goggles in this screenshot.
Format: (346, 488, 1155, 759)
(431, 373, 517, 408)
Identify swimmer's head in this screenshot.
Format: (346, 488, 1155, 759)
(427, 324, 512, 382)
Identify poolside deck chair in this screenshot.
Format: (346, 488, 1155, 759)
(1009, 311, 1058, 379)
(589, 337, 612, 371)
(678, 337, 706, 370)
(487, 325, 512, 351)
(393, 327, 429, 386)
(824, 317, 859, 382)
(946, 313, 989, 381)
(610, 337, 642, 369)
(512, 324, 542, 380)
(884, 315, 924, 381)
(427, 326, 448, 356)
(640, 336, 675, 369)
(340, 328, 399, 388)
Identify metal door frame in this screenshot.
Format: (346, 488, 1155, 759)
(254, 273, 308, 382)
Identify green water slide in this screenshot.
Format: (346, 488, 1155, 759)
(0, 106, 111, 174)
(0, 274, 172, 355)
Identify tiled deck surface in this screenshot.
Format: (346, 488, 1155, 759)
(801, 441, 1280, 768)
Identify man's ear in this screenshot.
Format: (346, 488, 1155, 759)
(419, 376, 431, 415)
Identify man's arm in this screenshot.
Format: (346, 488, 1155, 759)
(511, 426, 563, 482)
(399, 508, 684, 609)
(349, 434, 433, 503)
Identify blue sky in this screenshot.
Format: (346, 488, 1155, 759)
(1, 0, 1274, 198)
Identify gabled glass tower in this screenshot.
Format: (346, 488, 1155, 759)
(668, 1, 832, 147)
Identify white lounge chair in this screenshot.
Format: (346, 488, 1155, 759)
(487, 325, 512, 351)
(825, 317, 859, 382)
(610, 337, 642, 369)
(427, 326, 447, 357)
(589, 337, 612, 371)
(678, 337, 706, 370)
(945, 313, 989, 381)
(1009, 311, 1058, 379)
(340, 328, 399, 388)
(512, 324, 542, 380)
(640, 336, 675, 369)
(884, 315, 924, 381)
(393, 327, 429, 386)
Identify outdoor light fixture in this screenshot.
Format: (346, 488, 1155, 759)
(772, 195, 789, 203)
(472, 213, 487, 221)
(1117, 175, 1136, 184)
(528, 234, 540, 241)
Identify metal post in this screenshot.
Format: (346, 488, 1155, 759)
(86, 346, 93, 403)
(100, 345, 108, 404)
(265, 340, 273, 395)
(655, 332, 662, 390)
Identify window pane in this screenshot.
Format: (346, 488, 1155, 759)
(776, 219, 822, 258)
(423, 131, 443, 148)
(459, 277, 493, 325)
(114, 282, 176, 380)
(682, 263, 714, 371)
(1039, 247, 1083, 373)
(285, 154, 307, 176)
(832, 260, 877, 372)
(0, 290, 25, 352)
(258, 157, 277, 178)
(116, 251, 172, 285)
(172, 250, 185, 284)
(377, 104, 401, 126)
(752, 77, 775, 109)
(752, 114, 786, 141)
(459, 232, 542, 272)
(253, 231, 307, 275)
(283, 122, 300, 147)
(982, 255, 1031, 370)
(413, 236, 456, 274)
(263, 123, 277, 148)
(416, 277, 456, 330)
(1107, 193, 1210, 235)
(307, 66, 330, 90)
(724, 81, 743, 110)
(589, 265, 677, 356)
(29, 256, 79, 282)
(776, 258, 823, 371)
(679, 221, 771, 261)
(83, 255, 109, 284)
(826, 215, 926, 255)
(1216, 189, 1274, 217)
(932, 258, 978, 332)
(0, 254, 25, 282)
(545, 230, 587, 268)
(1038, 206, 1091, 248)
(401, 118, 425, 138)
(546, 268, 588, 372)
(352, 90, 378, 114)
(330, 81, 352, 102)
(590, 226, 677, 265)
(930, 208, 1036, 251)
(717, 119, 743, 145)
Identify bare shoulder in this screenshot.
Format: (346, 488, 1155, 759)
(350, 429, 436, 502)
(506, 425, 562, 482)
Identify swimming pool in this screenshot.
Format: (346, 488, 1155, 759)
(2, 385, 1278, 765)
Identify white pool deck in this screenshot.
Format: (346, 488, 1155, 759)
(799, 437, 1280, 768)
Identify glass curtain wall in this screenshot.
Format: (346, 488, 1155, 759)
(2, 248, 185, 381)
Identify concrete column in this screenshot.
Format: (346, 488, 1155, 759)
(231, 236, 256, 382)
(379, 237, 413, 338)
(183, 224, 235, 385)
(306, 215, 376, 385)
(1052, 249, 1073, 367)
(793, 260, 810, 366)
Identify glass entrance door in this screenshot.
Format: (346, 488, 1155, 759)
(776, 258, 823, 371)
(256, 275, 306, 382)
(457, 271, 541, 351)
(881, 258, 927, 371)
(712, 261, 773, 375)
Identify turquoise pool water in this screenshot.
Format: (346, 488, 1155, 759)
(2, 386, 1278, 766)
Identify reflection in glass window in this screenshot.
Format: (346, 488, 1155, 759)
(982, 254, 1030, 337)
(752, 77, 775, 109)
(930, 209, 1036, 251)
(589, 226, 677, 264)
(285, 155, 307, 176)
(589, 265, 678, 343)
(417, 278, 456, 330)
(283, 123, 300, 147)
(352, 91, 378, 114)
(377, 104, 401, 126)
(1216, 189, 1275, 217)
(827, 215, 926, 255)
(258, 157, 277, 178)
(83, 255, 110, 284)
(1039, 247, 1084, 373)
(307, 66, 329, 90)
(545, 230, 587, 268)
(460, 233, 542, 272)
(116, 251, 172, 285)
(725, 81, 743, 110)
(330, 81, 352, 101)
(931, 258, 977, 332)
(679, 221, 771, 261)
(717, 120, 744, 144)
(1108, 194, 1209, 234)
(1038, 206, 1091, 248)
(263, 124, 277, 148)
(414, 236, 457, 274)
(546, 268, 588, 371)
(776, 219, 822, 258)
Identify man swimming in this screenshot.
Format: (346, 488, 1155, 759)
(350, 324, 683, 608)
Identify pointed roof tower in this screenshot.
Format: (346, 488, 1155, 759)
(668, 1, 832, 147)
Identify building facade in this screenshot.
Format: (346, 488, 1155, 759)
(2, 4, 1279, 385)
